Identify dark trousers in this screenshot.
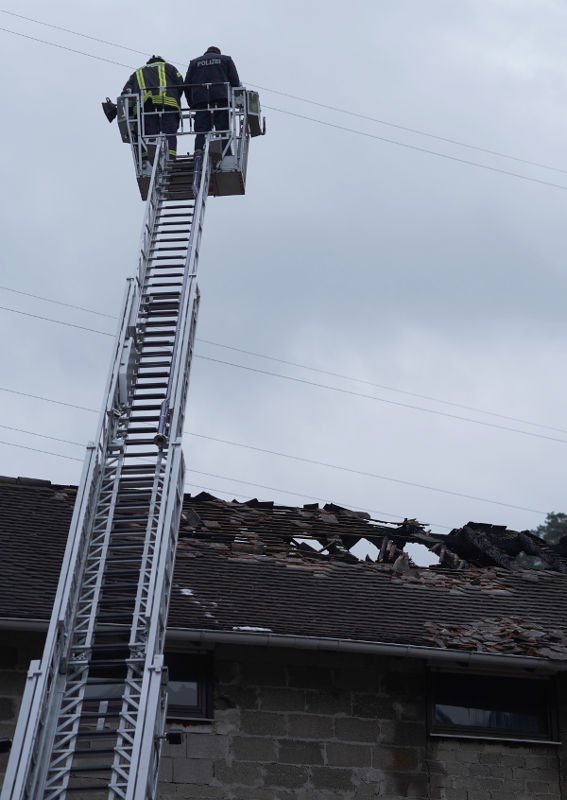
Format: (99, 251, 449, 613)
(193, 100, 229, 152)
(144, 107, 180, 157)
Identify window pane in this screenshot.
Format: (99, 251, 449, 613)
(434, 703, 547, 735)
(168, 680, 199, 709)
(164, 652, 211, 719)
(430, 672, 554, 740)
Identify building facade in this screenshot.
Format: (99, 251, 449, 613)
(1, 476, 567, 799)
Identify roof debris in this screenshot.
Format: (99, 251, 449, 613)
(424, 616, 567, 660)
(1, 476, 567, 663)
(179, 492, 567, 575)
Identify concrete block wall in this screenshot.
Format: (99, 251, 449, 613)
(0, 633, 565, 799)
(158, 644, 567, 800)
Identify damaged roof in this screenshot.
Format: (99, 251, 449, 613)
(1, 475, 567, 664)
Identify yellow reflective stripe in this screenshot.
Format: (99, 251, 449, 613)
(158, 63, 166, 101)
(136, 68, 150, 103)
(138, 63, 179, 108)
(146, 95, 180, 110)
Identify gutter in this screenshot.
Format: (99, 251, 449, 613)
(166, 627, 567, 673)
(2, 618, 565, 673)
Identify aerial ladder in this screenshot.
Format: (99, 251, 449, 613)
(1, 85, 264, 800)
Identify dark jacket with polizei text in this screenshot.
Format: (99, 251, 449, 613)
(184, 52, 240, 107)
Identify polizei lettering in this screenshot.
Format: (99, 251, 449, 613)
(197, 58, 222, 67)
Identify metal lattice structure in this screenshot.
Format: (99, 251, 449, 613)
(2, 88, 263, 800)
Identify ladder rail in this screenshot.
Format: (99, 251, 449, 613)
(156, 139, 210, 444)
(137, 145, 168, 287)
(2, 96, 259, 796)
(1, 271, 140, 799)
(117, 148, 212, 799)
(120, 444, 185, 800)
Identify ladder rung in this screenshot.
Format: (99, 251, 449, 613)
(139, 307, 180, 315)
(144, 284, 184, 291)
(118, 469, 156, 476)
(136, 321, 177, 329)
(131, 382, 169, 390)
(68, 766, 113, 775)
(97, 599, 136, 607)
(120, 426, 162, 434)
(122, 438, 162, 446)
(64, 786, 113, 793)
(122, 453, 160, 460)
(156, 212, 193, 219)
(153, 221, 192, 228)
(148, 255, 187, 262)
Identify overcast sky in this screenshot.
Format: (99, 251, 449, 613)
(1, 0, 567, 547)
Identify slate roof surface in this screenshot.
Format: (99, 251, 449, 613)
(1, 475, 567, 663)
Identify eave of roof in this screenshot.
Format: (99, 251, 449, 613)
(0, 617, 563, 672)
(1, 475, 567, 663)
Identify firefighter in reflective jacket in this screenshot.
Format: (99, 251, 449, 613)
(123, 55, 183, 162)
(184, 46, 241, 154)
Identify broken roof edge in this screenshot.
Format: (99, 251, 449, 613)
(1, 617, 564, 672)
(166, 627, 567, 673)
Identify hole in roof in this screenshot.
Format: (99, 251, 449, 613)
(350, 538, 379, 561)
(293, 537, 323, 552)
(404, 543, 440, 567)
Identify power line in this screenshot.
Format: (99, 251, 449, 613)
(0, 420, 435, 527)
(0, 285, 563, 437)
(187, 432, 546, 515)
(0, 285, 116, 319)
(2, 301, 566, 447)
(0, 8, 151, 60)
(0, 23, 566, 193)
(0, 24, 131, 68)
(199, 354, 567, 447)
(0, 423, 83, 448)
(182, 480, 450, 537)
(182, 468, 417, 526)
(248, 83, 567, 177)
(0, 305, 112, 337)
(265, 105, 567, 193)
(0, 384, 545, 515)
(0, 386, 97, 414)
(197, 338, 567, 436)
(2, 8, 565, 179)
(0, 439, 81, 462)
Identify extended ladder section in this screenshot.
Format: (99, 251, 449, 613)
(1, 143, 212, 799)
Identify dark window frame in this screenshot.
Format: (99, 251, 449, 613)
(164, 650, 213, 722)
(427, 668, 560, 745)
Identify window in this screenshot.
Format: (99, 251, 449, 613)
(82, 652, 212, 723)
(164, 651, 212, 721)
(428, 670, 558, 743)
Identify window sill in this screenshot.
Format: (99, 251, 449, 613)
(166, 716, 214, 725)
(429, 731, 561, 746)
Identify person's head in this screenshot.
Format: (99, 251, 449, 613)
(206, 46, 221, 55)
(147, 55, 165, 64)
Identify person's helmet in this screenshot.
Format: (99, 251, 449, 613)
(206, 46, 221, 54)
(147, 55, 165, 63)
